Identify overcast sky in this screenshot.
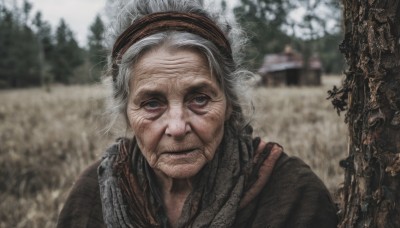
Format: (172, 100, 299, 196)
(31, 0, 107, 46)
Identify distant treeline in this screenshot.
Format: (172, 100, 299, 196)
(0, 0, 106, 88)
(1, 0, 344, 88)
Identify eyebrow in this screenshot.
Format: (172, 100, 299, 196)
(133, 80, 219, 102)
(133, 90, 165, 103)
(184, 81, 219, 97)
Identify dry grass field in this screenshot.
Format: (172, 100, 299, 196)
(0, 76, 347, 227)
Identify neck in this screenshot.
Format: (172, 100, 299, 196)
(154, 170, 194, 194)
(154, 171, 193, 228)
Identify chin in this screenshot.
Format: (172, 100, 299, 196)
(158, 163, 205, 179)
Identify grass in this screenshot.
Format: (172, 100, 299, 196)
(0, 76, 347, 227)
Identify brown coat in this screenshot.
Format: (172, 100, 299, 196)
(57, 153, 337, 228)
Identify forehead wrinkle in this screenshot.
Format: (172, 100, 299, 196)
(136, 58, 210, 76)
(132, 62, 212, 91)
(134, 48, 210, 74)
(130, 48, 219, 99)
(133, 76, 218, 101)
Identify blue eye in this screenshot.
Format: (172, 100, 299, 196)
(191, 95, 210, 107)
(143, 100, 162, 111)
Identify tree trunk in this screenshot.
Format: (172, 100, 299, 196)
(335, 1, 400, 227)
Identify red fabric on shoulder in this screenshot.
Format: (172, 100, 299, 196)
(239, 140, 283, 209)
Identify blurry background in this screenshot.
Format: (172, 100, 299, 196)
(0, 0, 347, 227)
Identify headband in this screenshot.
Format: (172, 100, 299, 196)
(111, 12, 232, 81)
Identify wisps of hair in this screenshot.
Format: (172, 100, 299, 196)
(103, 0, 255, 136)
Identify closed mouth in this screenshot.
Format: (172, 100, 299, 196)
(164, 148, 197, 155)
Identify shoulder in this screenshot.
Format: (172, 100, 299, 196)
(272, 152, 335, 203)
(238, 143, 338, 228)
(254, 152, 338, 227)
(57, 161, 105, 228)
(273, 152, 323, 185)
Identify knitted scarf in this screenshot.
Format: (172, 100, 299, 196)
(98, 128, 282, 227)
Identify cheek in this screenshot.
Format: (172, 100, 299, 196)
(127, 107, 160, 159)
(192, 104, 226, 156)
(205, 124, 224, 159)
(201, 115, 225, 139)
(127, 108, 145, 133)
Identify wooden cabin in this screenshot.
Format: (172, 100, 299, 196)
(257, 46, 322, 86)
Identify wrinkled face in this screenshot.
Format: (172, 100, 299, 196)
(127, 47, 229, 179)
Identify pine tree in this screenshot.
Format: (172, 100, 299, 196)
(0, 0, 41, 87)
(51, 19, 83, 84)
(0, 6, 15, 87)
(32, 11, 54, 87)
(18, 0, 41, 86)
(87, 14, 106, 81)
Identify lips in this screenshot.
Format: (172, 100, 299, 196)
(164, 148, 196, 155)
(160, 147, 203, 159)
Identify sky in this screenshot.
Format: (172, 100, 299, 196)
(31, 0, 107, 46)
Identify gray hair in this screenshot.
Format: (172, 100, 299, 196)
(104, 0, 254, 135)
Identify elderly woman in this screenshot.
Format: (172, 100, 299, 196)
(57, 0, 338, 227)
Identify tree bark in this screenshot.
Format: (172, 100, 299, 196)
(335, 1, 400, 227)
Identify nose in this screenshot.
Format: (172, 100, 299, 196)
(165, 105, 190, 139)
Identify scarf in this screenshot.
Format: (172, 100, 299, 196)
(98, 128, 282, 227)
